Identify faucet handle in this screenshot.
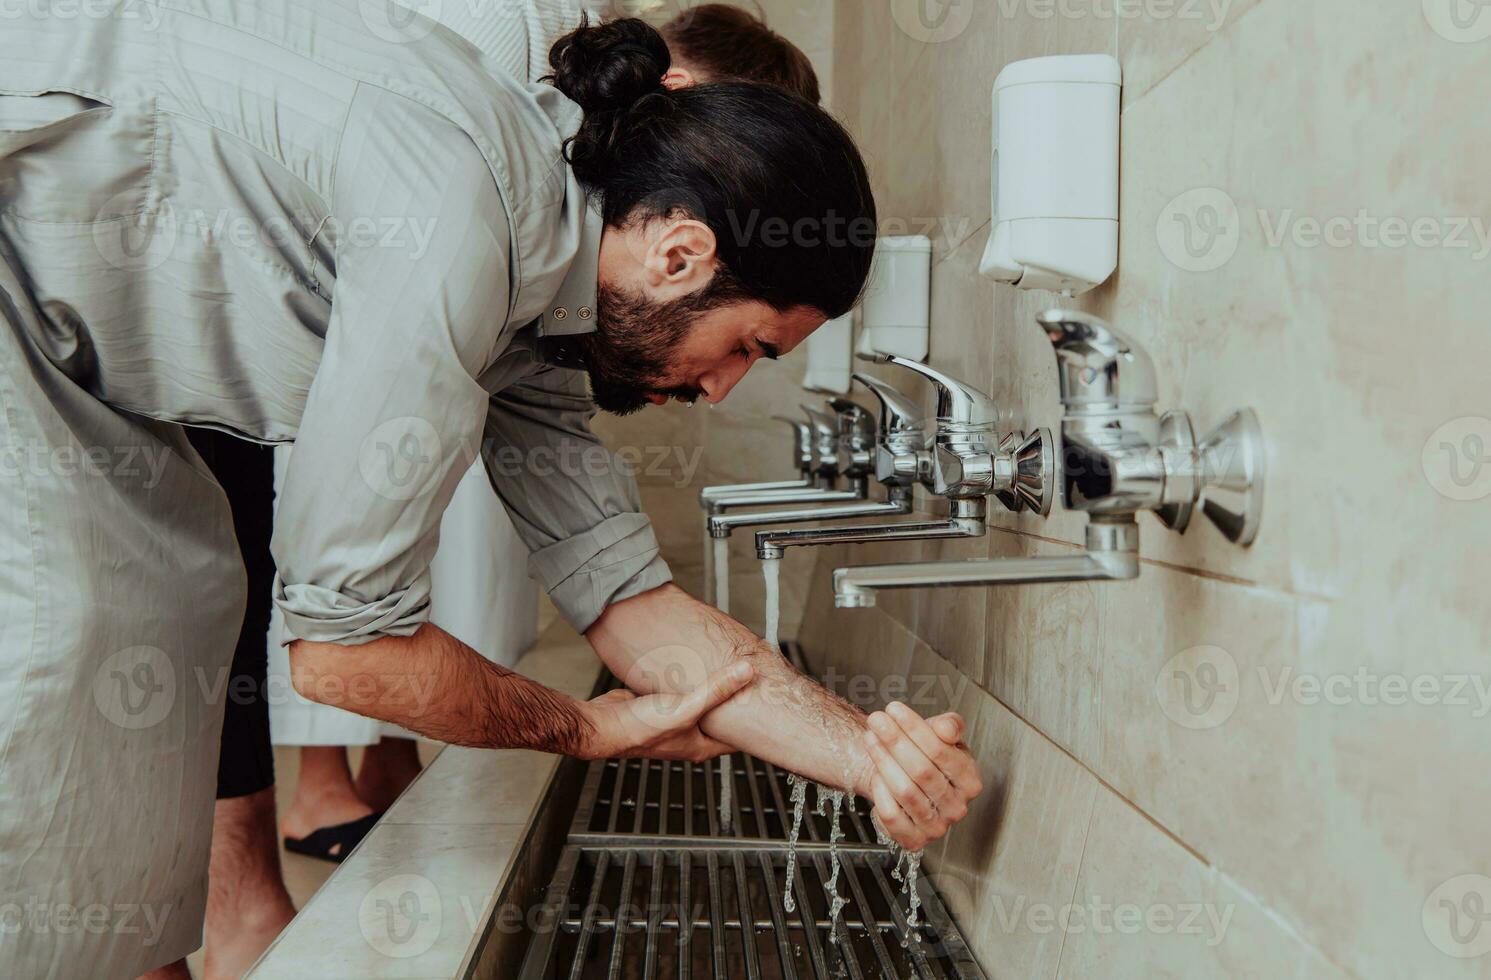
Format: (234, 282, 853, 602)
(859, 352, 999, 429)
(1037, 309, 1158, 410)
(771, 415, 814, 472)
(827, 396, 866, 421)
(852, 374, 932, 488)
(852, 373, 927, 440)
(822, 399, 871, 442)
(800, 404, 836, 441)
(800, 404, 839, 477)
(827, 398, 876, 477)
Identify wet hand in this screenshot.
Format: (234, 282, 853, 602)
(862, 702, 982, 851)
(580, 661, 754, 762)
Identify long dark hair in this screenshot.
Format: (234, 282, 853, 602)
(545, 17, 876, 319)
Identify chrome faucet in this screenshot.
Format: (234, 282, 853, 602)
(701, 402, 874, 514)
(863, 354, 1054, 515)
(707, 380, 925, 540)
(1040, 308, 1263, 542)
(697, 415, 816, 504)
(754, 360, 1053, 559)
(832, 309, 1265, 607)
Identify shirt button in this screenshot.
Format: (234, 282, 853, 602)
(552, 307, 568, 320)
(578, 306, 592, 320)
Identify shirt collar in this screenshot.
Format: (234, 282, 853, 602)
(537, 201, 603, 339)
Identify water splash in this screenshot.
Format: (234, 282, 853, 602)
(900, 847, 924, 930)
(712, 537, 731, 615)
(783, 773, 808, 913)
(872, 811, 926, 946)
(819, 783, 848, 941)
(762, 557, 782, 650)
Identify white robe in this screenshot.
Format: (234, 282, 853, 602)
(266, 0, 590, 747)
(267, 450, 539, 745)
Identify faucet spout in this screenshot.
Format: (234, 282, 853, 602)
(833, 517, 1139, 607)
(698, 478, 813, 506)
(709, 487, 913, 539)
(703, 477, 871, 516)
(756, 498, 986, 560)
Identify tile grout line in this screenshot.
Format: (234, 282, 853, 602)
(1119, 0, 1273, 112)
(1214, 866, 1361, 978)
(983, 681, 1211, 866)
(1050, 777, 1099, 980)
(985, 524, 1334, 603)
(933, 217, 992, 269)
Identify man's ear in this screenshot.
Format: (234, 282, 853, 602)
(642, 219, 717, 296)
(662, 66, 698, 90)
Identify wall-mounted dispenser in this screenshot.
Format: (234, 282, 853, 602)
(979, 54, 1120, 294)
(801, 311, 853, 394)
(856, 235, 931, 360)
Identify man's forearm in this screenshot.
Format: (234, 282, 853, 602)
(288, 622, 593, 754)
(585, 584, 874, 795)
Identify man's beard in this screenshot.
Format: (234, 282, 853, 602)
(576, 274, 742, 416)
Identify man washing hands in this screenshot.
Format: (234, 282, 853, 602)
(277, 14, 983, 854)
(0, 7, 979, 974)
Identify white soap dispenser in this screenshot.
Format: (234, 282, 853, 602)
(856, 234, 932, 360)
(979, 54, 1121, 294)
(801, 311, 853, 394)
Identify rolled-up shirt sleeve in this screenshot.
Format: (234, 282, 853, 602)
(271, 85, 510, 645)
(481, 366, 672, 633)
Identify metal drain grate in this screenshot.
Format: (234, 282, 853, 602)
(580, 753, 883, 845)
(518, 645, 987, 980)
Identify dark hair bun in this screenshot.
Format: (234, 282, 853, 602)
(547, 16, 671, 116)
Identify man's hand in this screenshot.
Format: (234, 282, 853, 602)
(862, 702, 982, 851)
(577, 661, 755, 761)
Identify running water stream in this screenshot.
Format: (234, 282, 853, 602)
(713, 537, 733, 829)
(783, 773, 808, 912)
(883, 828, 925, 944)
(717, 754, 733, 832)
(819, 784, 848, 939)
(703, 525, 714, 606)
(780, 778, 927, 943)
(762, 557, 781, 650)
(712, 537, 731, 615)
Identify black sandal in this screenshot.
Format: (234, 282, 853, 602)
(283, 811, 384, 863)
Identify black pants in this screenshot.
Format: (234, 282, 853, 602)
(188, 427, 278, 800)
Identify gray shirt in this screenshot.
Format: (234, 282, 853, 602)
(0, 0, 671, 640)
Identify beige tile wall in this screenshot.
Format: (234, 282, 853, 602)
(597, 2, 1490, 975)
(808, 0, 1491, 976)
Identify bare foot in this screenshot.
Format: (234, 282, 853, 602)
(203, 902, 295, 980)
(207, 788, 297, 979)
(353, 737, 424, 811)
